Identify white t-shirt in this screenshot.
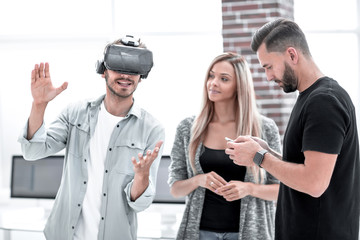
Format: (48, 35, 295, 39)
(74, 101, 123, 240)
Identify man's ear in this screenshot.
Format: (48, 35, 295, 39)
(287, 47, 299, 64)
(101, 70, 107, 78)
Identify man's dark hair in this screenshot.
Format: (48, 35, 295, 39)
(251, 18, 311, 56)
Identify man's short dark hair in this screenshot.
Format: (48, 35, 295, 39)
(251, 18, 311, 56)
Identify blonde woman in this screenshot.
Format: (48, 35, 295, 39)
(168, 53, 281, 240)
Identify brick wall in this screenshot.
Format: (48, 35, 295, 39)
(221, 0, 296, 138)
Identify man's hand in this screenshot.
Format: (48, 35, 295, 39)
(31, 62, 68, 105)
(131, 141, 163, 177)
(225, 136, 262, 167)
(130, 140, 163, 201)
(251, 136, 270, 151)
(27, 62, 68, 140)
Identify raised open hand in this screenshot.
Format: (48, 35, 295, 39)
(131, 141, 163, 177)
(31, 62, 68, 105)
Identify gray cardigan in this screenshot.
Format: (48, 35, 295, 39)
(168, 115, 282, 240)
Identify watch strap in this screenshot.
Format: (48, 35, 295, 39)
(253, 149, 268, 168)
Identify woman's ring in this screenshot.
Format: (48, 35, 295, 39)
(210, 181, 214, 186)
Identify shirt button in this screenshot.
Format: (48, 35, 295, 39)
(109, 148, 112, 151)
(117, 124, 119, 128)
(105, 170, 108, 173)
(103, 193, 106, 196)
(77, 124, 81, 127)
(84, 181, 87, 184)
(102, 217, 104, 220)
(84, 159, 87, 162)
(72, 226, 75, 229)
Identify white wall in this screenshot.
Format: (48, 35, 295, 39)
(0, 0, 223, 189)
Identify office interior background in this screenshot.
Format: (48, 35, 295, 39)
(0, 0, 359, 239)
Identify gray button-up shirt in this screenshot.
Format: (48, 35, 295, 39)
(18, 95, 165, 240)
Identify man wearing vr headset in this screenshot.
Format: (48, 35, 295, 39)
(18, 36, 165, 240)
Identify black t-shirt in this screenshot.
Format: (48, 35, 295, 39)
(199, 146, 246, 232)
(276, 77, 360, 240)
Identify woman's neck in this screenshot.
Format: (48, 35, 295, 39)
(212, 101, 237, 124)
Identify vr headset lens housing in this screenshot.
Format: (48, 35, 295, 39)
(104, 45, 153, 78)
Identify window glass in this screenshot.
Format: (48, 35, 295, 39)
(295, 0, 360, 132)
(307, 33, 359, 104)
(0, 0, 223, 188)
(294, 0, 357, 31)
(113, 0, 222, 33)
(0, 0, 113, 35)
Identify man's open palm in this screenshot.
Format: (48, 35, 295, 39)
(31, 62, 68, 104)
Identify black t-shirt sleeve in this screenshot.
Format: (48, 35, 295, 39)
(302, 93, 349, 154)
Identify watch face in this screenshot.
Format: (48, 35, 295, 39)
(253, 150, 267, 167)
(254, 152, 263, 166)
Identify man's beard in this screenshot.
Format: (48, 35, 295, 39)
(105, 72, 136, 98)
(280, 62, 298, 93)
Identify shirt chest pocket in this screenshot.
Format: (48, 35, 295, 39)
(112, 140, 146, 174)
(68, 121, 90, 158)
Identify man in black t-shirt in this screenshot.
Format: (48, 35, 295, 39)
(225, 18, 360, 240)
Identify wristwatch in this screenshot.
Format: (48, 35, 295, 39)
(253, 149, 268, 168)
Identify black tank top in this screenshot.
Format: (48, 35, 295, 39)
(199, 146, 246, 232)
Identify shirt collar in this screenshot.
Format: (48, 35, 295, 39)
(89, 94, 142, 119)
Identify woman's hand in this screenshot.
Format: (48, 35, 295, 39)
(197, 171, 228, 193)
(216, 180, 252, 201)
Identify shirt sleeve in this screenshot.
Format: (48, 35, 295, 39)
(18, 121, 50, 160)
(18, 106, 69, 159)
(261, 116, 282, 184)
(302, 93, 348, 154)
(18, 120, 47, 143)
(168, 118, 192, 187)
(261, 116, 282, 154)
(124, 178, 156, 212)
(125, 122, 165, 212)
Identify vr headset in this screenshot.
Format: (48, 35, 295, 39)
(96, 35, 153, 79)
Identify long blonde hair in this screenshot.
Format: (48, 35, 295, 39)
(189, 52, 264, 183)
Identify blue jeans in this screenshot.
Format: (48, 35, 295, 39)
(199, 230, 239, 240)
